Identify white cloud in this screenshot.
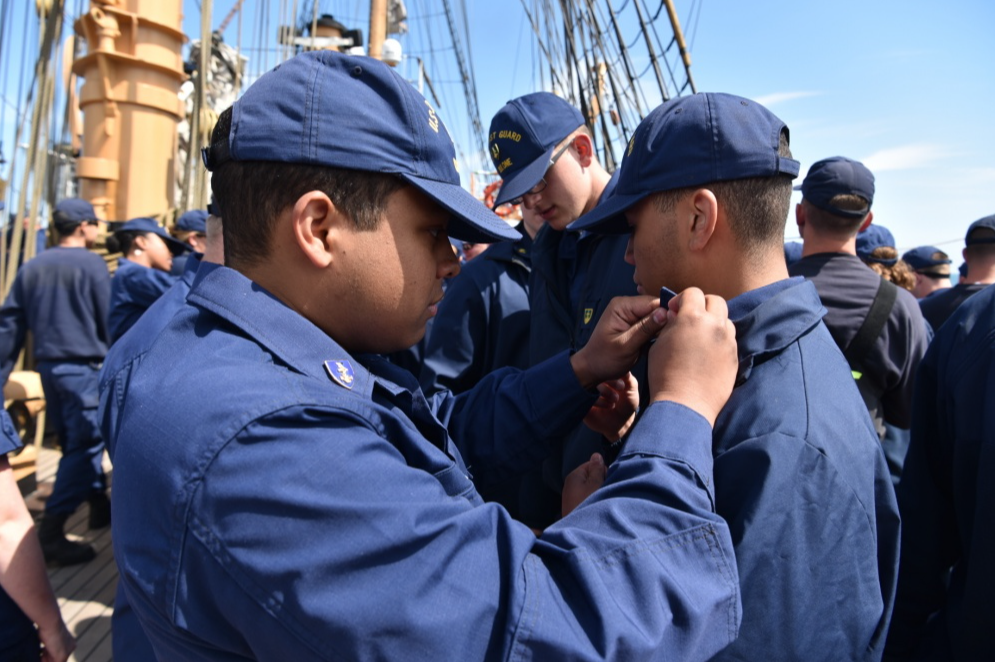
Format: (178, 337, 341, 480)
(861, 144, 949, 172)
(751, 91, 822, 107)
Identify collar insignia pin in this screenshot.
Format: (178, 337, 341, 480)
(324, 360, 356, 389)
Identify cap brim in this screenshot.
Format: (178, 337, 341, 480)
(491, 146, 556, 208)
(568, 189, 650, 234)
(402, 173, 520, 244)
(151, 228, 192, 255)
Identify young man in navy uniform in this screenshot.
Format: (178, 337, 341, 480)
(789, 157, 928, 443)
(110, 51, 745, 661)
(918, 215, 995, 331)
(885, 281, 995, 660)
(0, 197, 111, 566)
(487, 92, 640, 526)
(572, 93, 900, 660)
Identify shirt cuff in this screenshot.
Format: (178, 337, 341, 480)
(620, 401, 715, 487)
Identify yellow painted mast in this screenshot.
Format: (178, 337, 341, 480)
(72, 0, 186, 221)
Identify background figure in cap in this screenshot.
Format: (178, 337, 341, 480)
(790, 156, 928, 463)
(110, 50, 742, 661)
(106, 217, 188, 343)
(918, 215, 995, 331)
(571, 93, 899, 660)
(856, 225, 916, 292)
(1, 409, 76, 661)
(488, 92, 640, 528)
(902, 245, 952, 300)
(0, 197, 111, 566)
(884, 281, 995, 660)
(169, 208, 209, 275)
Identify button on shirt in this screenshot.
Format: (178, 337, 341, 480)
(885, 283, 995, 660)
(710, 277, 900, 661)
(112, 265, 741, 662)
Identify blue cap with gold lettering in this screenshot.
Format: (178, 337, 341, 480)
(488, 92, 585, 208)
(202, 51, 518, 244)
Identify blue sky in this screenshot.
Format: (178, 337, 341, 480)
(3, 1, 992, 258)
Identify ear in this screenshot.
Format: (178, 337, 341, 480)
(795, 202, 806, 230)
(572, 134, 595, 168)
(290, 191, 344, 269)
(858, 211, 874, 233)
(686, 188, 718, 252)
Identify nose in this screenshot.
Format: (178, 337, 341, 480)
(439, 240, 461, 280)
(624, 235, 635, 266)
(521, 191, 541, 210)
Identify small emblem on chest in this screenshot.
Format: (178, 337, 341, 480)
(583, 307, 594, 324)
(324, 360, 356, 389)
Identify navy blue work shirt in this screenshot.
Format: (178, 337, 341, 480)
(884, 284, 995, 660)
(709, 277, 900, 660)
(918, 281, 987, 332)
(108, 258, 177, 344)
(0, 246, 110, 383)
(111, 264, 741, 661)
(0, 411, 41, 659)
(789, 253, 929, 429)
(419, 223, 532, 395)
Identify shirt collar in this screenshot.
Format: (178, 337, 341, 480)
(728, 277, 827, 383)
(187, 265, 377, 398)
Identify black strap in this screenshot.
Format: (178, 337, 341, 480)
(845, 277, 898, 367)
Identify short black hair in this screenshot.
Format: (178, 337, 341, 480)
(654, 129, 794, 260)
(209, 106, 407, 269)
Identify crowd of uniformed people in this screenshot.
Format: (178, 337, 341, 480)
(1, 48, 993, 661)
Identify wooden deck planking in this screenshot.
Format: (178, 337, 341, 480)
(28, 443, 116, 662)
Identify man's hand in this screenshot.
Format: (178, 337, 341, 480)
(583, 372, 638, 441)
(561, 453, 607, 518)
(647, 288, 738, 427)
(570, 296, 666, 389)
(38, 620, 75, 662)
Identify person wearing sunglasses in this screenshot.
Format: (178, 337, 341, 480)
(486, 93, 641, 528)
(0, 197, 112, 566)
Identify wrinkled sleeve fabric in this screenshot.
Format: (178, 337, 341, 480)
(438, 351, 597, 494)
(163, 400, 739, 662)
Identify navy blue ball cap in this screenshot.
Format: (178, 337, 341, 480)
(202, 51, 517, 244)
(795, 156, 875, 219)
(965, 214, 995, 245)
(488, 92, 585, 207)
(856, 224, 897, 266)
(176, 209, 208, 233)
(53, 198, 97, 228)
(115, 217, 191, 255)
(902, 245, 951, 271)
(570, 93, 800, 234)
